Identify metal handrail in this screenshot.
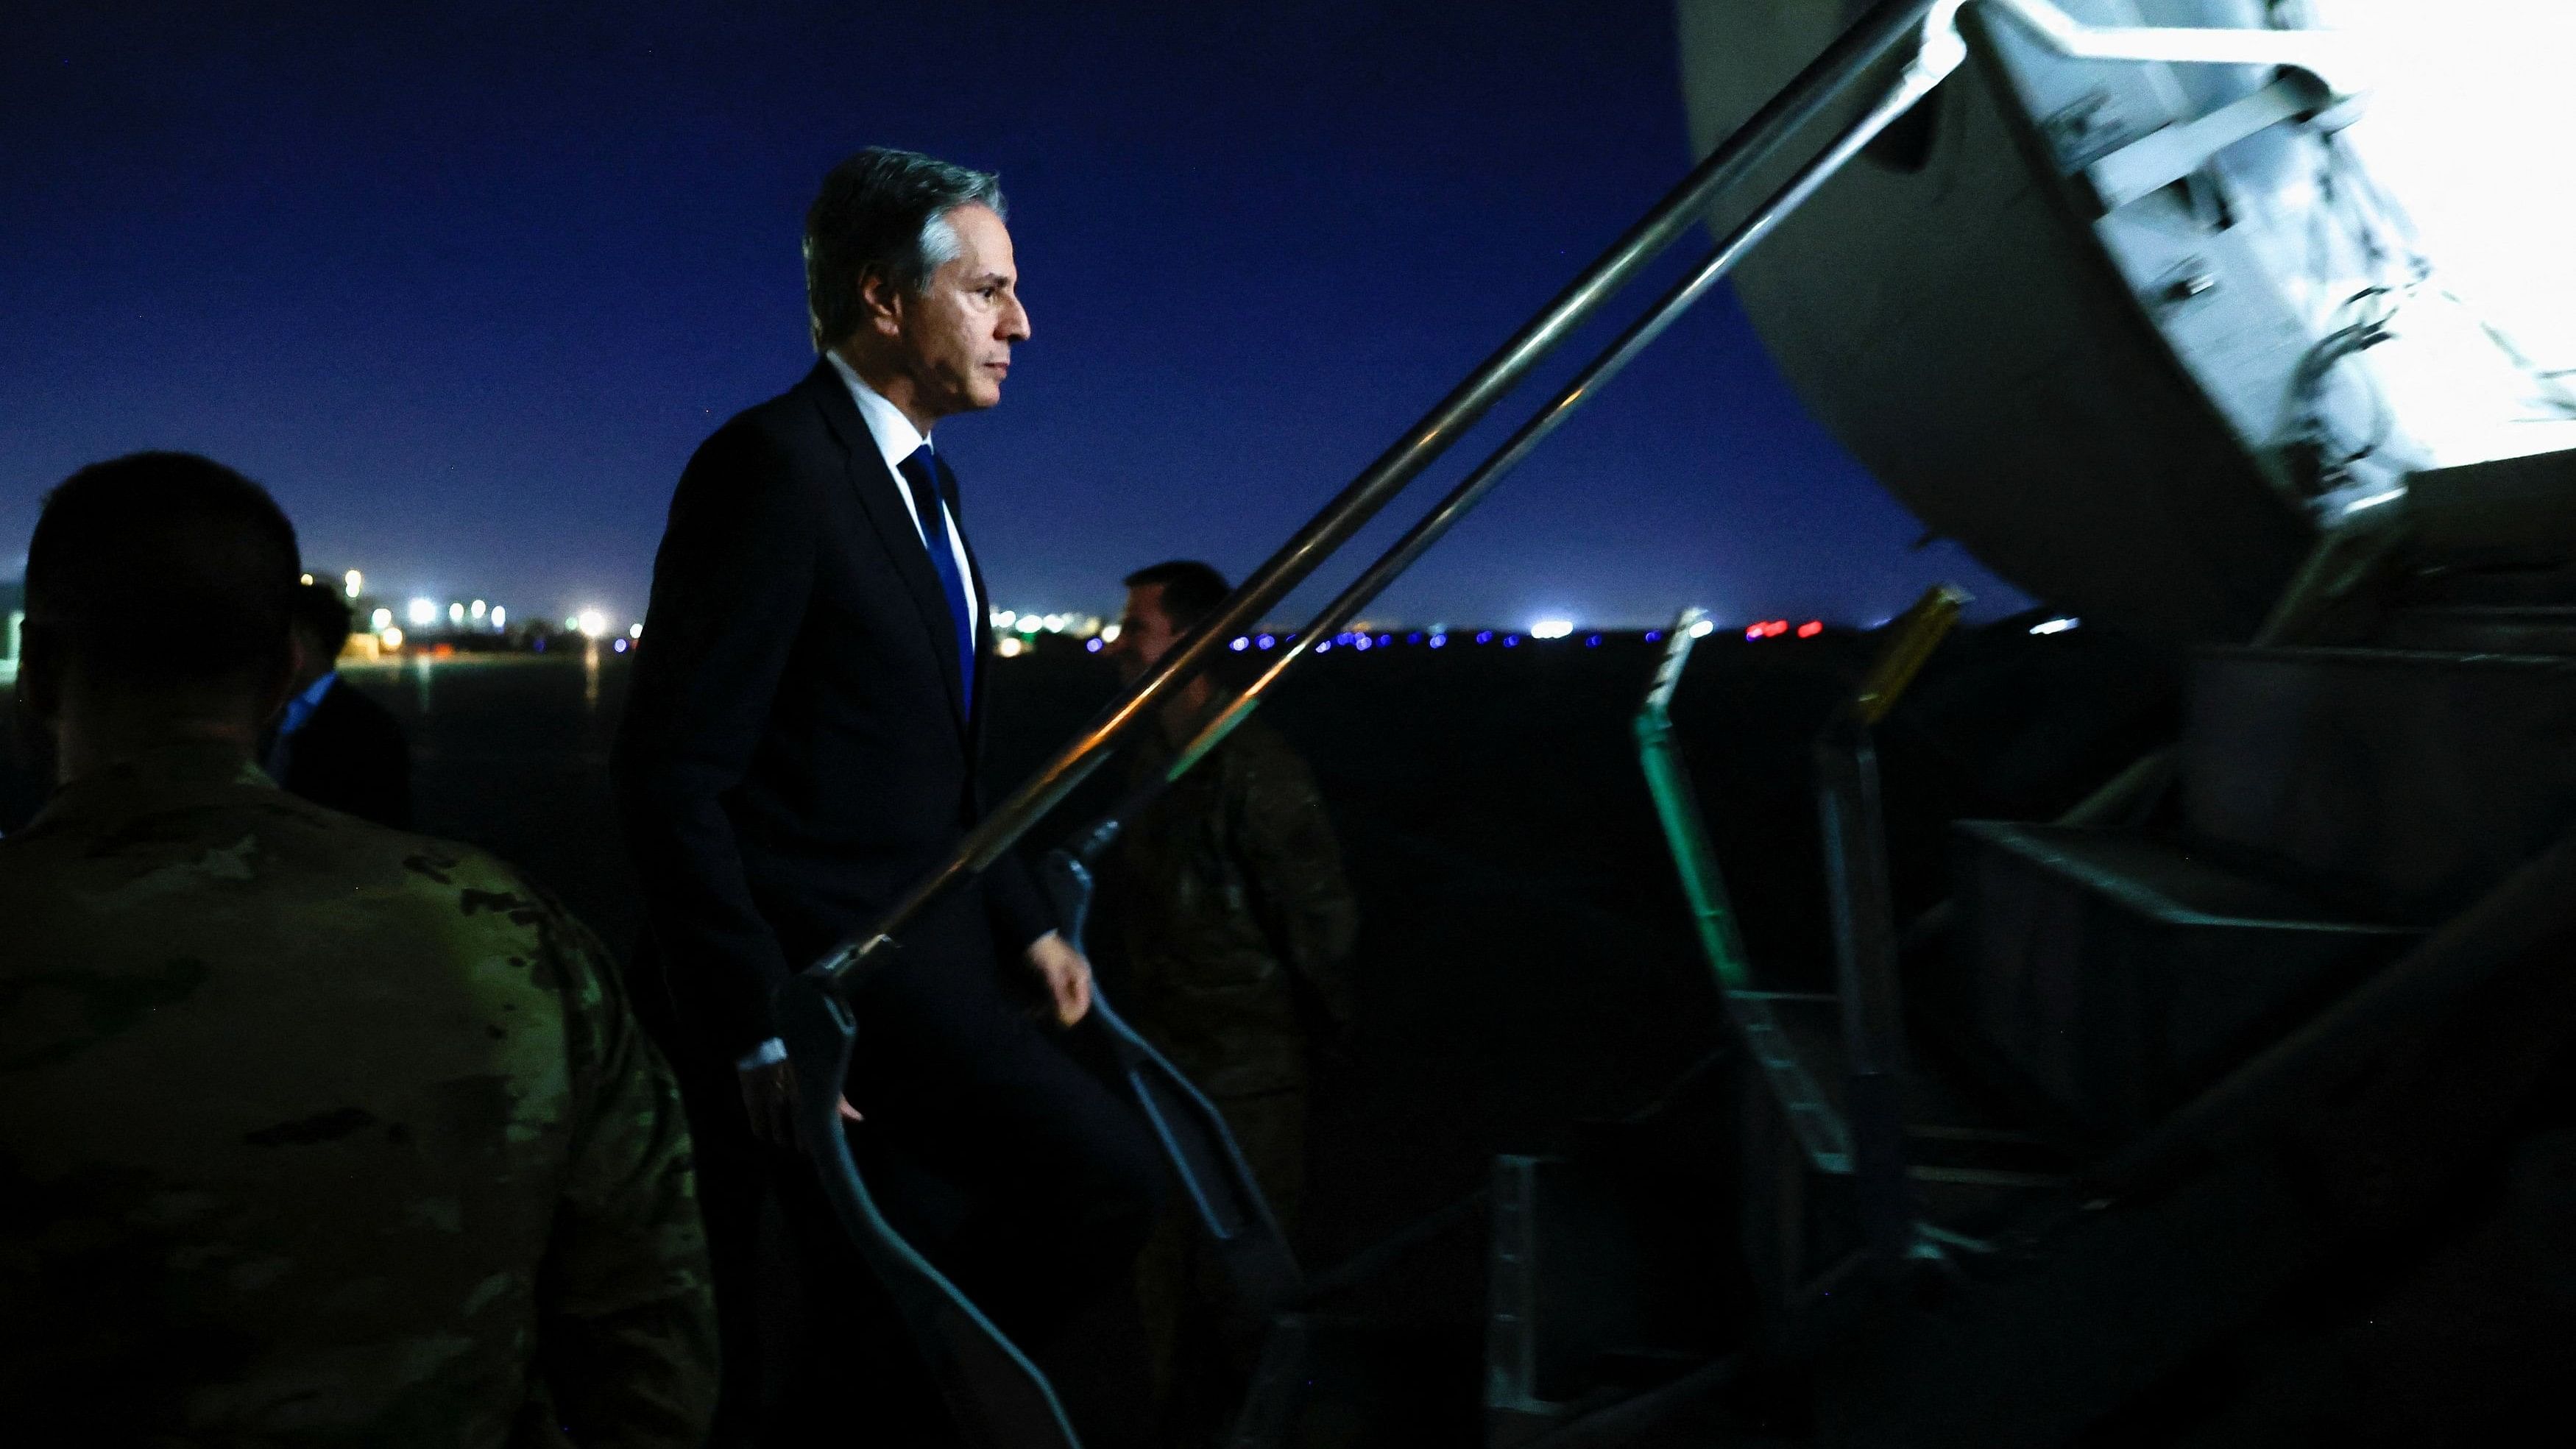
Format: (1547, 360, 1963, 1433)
(809, 0, 1949, 993)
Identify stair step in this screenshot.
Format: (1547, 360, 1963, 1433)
(2379, 605, 2576, 656)
(2186, 646, 2576, 918)
(1943, 822, 2416, 1138)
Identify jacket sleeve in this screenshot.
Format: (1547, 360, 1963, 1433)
(1230, 741, 1360, 1031)
(983, 846, 1059, 957)
(534, 902, 719, 1446)
(612, 421, 814, 1062)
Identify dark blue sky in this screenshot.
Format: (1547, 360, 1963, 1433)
(4, 0, 2020, 631)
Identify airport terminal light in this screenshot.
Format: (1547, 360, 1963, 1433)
(407, 598, 436, 627)
(1530, 619, 1574, 640)
(344, 570, 362, 598)
(490, 606, 506, 628)
(993, 609, 1016, 629)
(627, 622, 642, 640)
(371, 608, 393, 631)
(380, 626, 403, 650)
(576, 609, 606, 639)
(470, 600, 486, 621)
(447, 602, 464, 626)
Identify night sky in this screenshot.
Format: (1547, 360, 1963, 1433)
(4, 0, 2022, 632)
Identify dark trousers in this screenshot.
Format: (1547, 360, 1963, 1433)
(657, 943, 1165, 1448)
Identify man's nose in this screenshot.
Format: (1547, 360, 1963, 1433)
(1002, 293, 1030, 343)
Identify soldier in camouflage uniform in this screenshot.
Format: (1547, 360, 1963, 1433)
(1098, 561, 1358, 1444)
(0, 453, 716, 1445)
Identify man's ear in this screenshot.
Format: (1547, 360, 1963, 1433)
(856, 269, 907, 336)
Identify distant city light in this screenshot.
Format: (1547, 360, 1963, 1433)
(1687, 619, 1716, 639)
(997, 635, 1025, 658)
(2030, 617, 2081, 636)
(344, 570, 362, 598)
(1530, 619, 1574, 640)
(1099, 622, 1120, 643)
(447, 602, 464, 626)
(576, 609, 606, 638)
(491, 606, 506, 628)
(407, 598, 436, 626)
(1797, 620, 1824, 639)
(993, 609, 1017, 629)
(1256, 634, 1276, 650)
(470, 599, 486, 621)
(1228, 637, 1248, 652)
(370, 608, 393, 631)
(627, 623, 642, 640)
(381, 626, 405, 650)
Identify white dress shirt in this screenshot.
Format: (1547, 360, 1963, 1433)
(824, 350, 980, 626)
(738, 357, 988, 1073)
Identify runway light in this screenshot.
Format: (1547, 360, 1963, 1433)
(1100, 623, 1120, 643)
(1530, 619, 1574, 640)
(344, 570, 362, 598)
(1503, 634, 1521, 648)
(1407, 631, 1424, 644)
(1747, 626, 1763, 642)
(448, 602, 465, 626)
(1085, 637, 1103, 653)
(577, 609, 606, 638)
(381, 626, 405, 649)
(1429, 634, 1447, 648)
(1353, 636, 1372, 651)
(408, 598, 437, 626)
(628, 623, 642, 640)
(1316, 640, 1331, 652)
(1586, 634, 1602, 647)
(1256, 634, 1275, 650)
(1475, 631, 1493, 645)
(2030, 617, 2080, 635)
(370, 608, 393, 631)
(613, 637, 628, 653)
(1761, 620, 1790, 638)
(993, 609, 1017, 629)
(1797, 620, 1824, 639)
(470, 600, 487, 621)
(491, 606, 506, 628)
(997, 635, 1025, 658)
(1645, 630, 1663, 643)
(1229, 637, 1248, 652)
(1687, 619, 1716, 639)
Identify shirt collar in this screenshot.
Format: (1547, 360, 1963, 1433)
(824, 350, 931, 475)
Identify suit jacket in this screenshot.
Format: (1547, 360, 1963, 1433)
(613, 361, 1053, 1065)
(269, 676, 413, 830)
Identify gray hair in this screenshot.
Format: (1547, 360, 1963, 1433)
(803, 146, 1008, 351)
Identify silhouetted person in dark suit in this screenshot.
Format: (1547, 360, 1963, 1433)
(614, 146, 1161, 1447)
(263, 579, 411, 828)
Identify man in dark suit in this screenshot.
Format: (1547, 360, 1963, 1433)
(613, 147, 1163, 1446)
(263, 578, 411, 829)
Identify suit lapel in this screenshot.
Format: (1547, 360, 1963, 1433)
(800, 362, 970, 729)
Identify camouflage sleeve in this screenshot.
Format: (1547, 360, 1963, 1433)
(1230, 741, 1361, 1030)
(529, 901, 718, 1445)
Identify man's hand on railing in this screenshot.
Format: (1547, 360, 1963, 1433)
(1026, 930, 1094, 1027)
(739, 1057, 863, 1149)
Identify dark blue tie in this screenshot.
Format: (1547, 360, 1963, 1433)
(896, 444, 976, 714)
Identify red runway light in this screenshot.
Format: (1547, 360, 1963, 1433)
(1797, 620, 1822, 638)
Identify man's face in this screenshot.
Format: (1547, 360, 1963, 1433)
(1105, 583, 1181, 684)
(881, 203, 1028, 419)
